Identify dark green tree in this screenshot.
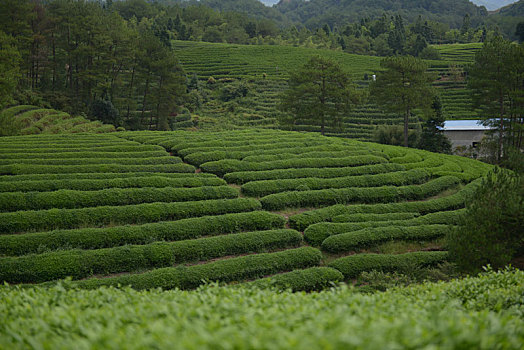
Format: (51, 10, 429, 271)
(370, 56, 435, 147)
(447, 167, 524, 273)
(279, 56, 357, 136)
(516, 22, 524, 43)
(418, 95, 452, 153)
(468, 37, 524, 161)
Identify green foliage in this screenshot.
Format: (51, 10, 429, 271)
(0, 31, 21, 111)
(418, 95, 452, 154)
(0, 270, 523, 348)
(467, 37, 524, 161)
(279, 56, 357, 135)
(291, 179, 481, 231)
(373, 124, 420, 147)
(305, 209, 466, 246)
(329, 251, 449, 279)
(0, 186, 238, 212)
(260, 176, 460, 210)
(0, 198, 262, 234)
(370, 56, 436, 147)
(248, 267, 343, 292)
(73, 247, 322, 290)
(0, 175, 224, 193)
(322, 225, 451, 252)
(0, 211, 285, 256)
(225, 163, 404, 184)
(201, 155, 387, 177)
(0, 229, 302, 283)
(241, 169, 430, 197)
(0, 163, 195, 175)
(448, 167, 524, 273)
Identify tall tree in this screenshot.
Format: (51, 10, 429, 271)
(370, 56, 435, 147)
(0, 31, 21, 109)
(279, 56, 357, 135)
(468, 36, 524, 161)
(418, 95, 452, 154)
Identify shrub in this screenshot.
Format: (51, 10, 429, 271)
(0, 229, 302, 283)
(248, 267, 343, 292)
(74, 247, 322, 290)
(201, 155, 387, 177)
(0, 198, 262, 234)
(305, 209, 466, 246)
(0, 186, 238, 212)
(290, 178, 481, 231)
(0, 163, 195, 175)
(260, 176, 460, 211)
(447, 168, 524, 273)
(329, 251, 448, 278)
(225, 163, 405, 185)
(0, 176, 225, 193)
(332, 212, 419, 223)
(0, 211, 285, 255)
(0, 156, 181, 166)
(322, 225, 451, 252)
(241, 169, 430, 197)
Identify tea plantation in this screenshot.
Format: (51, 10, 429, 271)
(0, 129, 494, 291)
(174, 41, 483, 137)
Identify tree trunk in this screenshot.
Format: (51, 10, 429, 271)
(498, 93, 504, 162)
(404, 107, 410, 147)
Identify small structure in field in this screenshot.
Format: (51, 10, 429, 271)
(441, 120, 493, 152)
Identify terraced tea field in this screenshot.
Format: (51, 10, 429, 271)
(175, 41, 483, 138)
(0, 130, 493, 290)
(0, 105, 116, 136)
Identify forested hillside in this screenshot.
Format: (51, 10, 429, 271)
(274, 0, 488, 28)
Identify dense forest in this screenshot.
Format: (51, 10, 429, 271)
(1, 0, 523, 131)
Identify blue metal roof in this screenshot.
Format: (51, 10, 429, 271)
(442, 120, 492, 131)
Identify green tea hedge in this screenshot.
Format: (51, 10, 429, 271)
(0, 198, 261, 234)
(0, 211, 285, 255)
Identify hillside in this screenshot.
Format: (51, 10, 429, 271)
(471, 0, 518, 10)
(173, 41, 482, 136)
(0, 106, 116, 136)
(0, 130, 493, 290)
(274, 0, 488, 28)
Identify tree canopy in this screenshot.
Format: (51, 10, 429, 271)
(279, 56, 357, 135)
(370, 55, 435, 147)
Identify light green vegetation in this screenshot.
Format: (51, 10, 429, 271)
(0, 130, 493, 290)
(0, 105, 116, 136)
(175, 41, 484, 138)
(0, 269, 522, 349)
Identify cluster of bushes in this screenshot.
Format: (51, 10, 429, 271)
(304, 209, 466, 245)
(0, 163, 196, 175)
(241, 169, 430, 197)
(0, 176, 225, 193)
(248, 267, 343, 292)
(0, 198, 261, 234)
(0, 186, 238, 212)
(0, 144, 164, 153)
(260, 176, 460, 211)
(332, 212, 419, 223)
(0, 150, 168, 160)
(184, 144, 354, 166)
(0, 172, 215, 183)
(328, 251, 448, 278)
(290, 178, 481, 230)
(201, 155, 387, 177)
(0, 211, 285, 255)
(225, 163, 405, 184)
(241, 150, 384, 163)
(0, 229, 302, 283)
(322, 225, 451, 252)
(73, 247, 322, 290)
(176, 141, 328, 158)
(0, 156, 180, 166)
